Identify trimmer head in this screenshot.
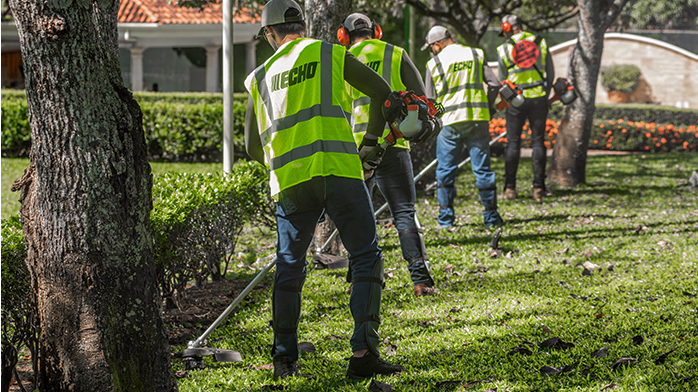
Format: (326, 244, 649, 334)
(180, 348, 243, 370)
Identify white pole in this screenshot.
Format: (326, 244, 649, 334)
(222, 0, 234, 173)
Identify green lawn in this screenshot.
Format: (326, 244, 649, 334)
(174, 152, 697, 392)
(2, 153, 697, 391)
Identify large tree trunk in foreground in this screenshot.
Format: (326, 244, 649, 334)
(8, 0, 176, 390)
(548, 0, 630, 188)
(305, 0, 352, 254)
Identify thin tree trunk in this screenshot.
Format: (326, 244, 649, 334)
(8, 0, 176, 389)
(548, 0, 630, 188)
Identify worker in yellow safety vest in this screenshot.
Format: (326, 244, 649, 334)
(423, 25, 505, 229)
(496, 14, 554, 202)
(339, 12, 437, 297)
(244, 0, 404, 381)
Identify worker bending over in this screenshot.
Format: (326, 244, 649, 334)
(339, 12, 438, 297)
(244, 0, 403, 381)
(423, 26, 504, 228)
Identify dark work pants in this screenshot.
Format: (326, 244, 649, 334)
(504, 96, 549, 191)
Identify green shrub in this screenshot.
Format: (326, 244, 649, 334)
(1, 216, 38, 385)
(0, 90, 248, 162)
(599, 64, 641, 92)
(0, 99, 31, 156)
(547, 103, 698, 126)
(151, 160, 273, 307)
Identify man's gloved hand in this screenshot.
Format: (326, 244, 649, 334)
(358, 134, 382, 180)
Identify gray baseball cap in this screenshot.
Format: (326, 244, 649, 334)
(341, 13, 372, 32)
(257, 0, 304, 38)
(421, 25, 451, 51)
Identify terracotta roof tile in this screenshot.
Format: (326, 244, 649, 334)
(118, 0, 258, 25)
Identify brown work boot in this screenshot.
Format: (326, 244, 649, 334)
(414, 284, 436, 297)
(533, 188, 545, 202)
(502, 188, 517, 200)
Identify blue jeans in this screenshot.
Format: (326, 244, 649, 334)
(436, 121, 503, 227)
(272, 176, 383, 363)
(366, 147, 433, 286)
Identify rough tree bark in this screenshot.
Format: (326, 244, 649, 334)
(305, 0, 352, 255)
(305, 0, 352, 43)
(7, 0, 177, 390)
(548, 0, 630, 188)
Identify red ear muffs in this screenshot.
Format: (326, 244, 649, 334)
(374, 24, 383, 40)
(501, 22, 511, 33)
(337, 26, 350, 46)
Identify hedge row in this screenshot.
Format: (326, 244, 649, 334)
(1, 161, 275, 370)
(4, 89, 696, 162)
(1, 90, 249, 162)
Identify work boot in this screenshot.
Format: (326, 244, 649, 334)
(502, 188, 517, 200)
(346, 351, 405, 380)
(273, 361, 315, 380)
(533, 188, 545, 202)
(414, 284, 436, 297)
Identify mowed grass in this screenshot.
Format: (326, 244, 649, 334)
(2, 153, 697, 391)
(174, 152, 697, 391)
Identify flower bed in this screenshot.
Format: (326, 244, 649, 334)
(488, 118, 697, 153)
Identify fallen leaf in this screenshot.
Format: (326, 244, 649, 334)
(250, 363, 274, 370)
(540, 363, 576, 375)
(583, 248, 593, 257)
(657, 240, 670, 247)
(369, 379, 392, 391)
(508, 346, 533, 356)
(417, 320, 433, 327)
(174, 370, 189, 378)
(540, 337, 560, 348)
(654, 350, 675, 365)
(583, 261, 600, 270)
(385, 344, 398, 356)
(611, 357, 637, 370)
(600, 383, 618, 390)
(591, 347, 609, 358)
(299, 341, 316, 354)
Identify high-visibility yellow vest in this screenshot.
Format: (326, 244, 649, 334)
(348, 39, 409, 149)
(426, 44, 490, 126)
(496, 31, 548, 99)
(244, 38, 361, 197)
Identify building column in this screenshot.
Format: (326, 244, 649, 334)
(246, 41, 258, 75)
(205, 45, 221, 93)
(130, 47, 146, 91)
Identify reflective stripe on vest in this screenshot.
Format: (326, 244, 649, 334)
(244, 38, 361, 196)
(426, 44, 489, 125)
(497, 32, 547, 99)
(349, 39, 409, 149)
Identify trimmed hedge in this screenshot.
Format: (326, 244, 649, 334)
(1, 90, 249, 161)
(150, 160, 274, 307)
(0, 161, 275, 371)
(547, 103, 698, 126)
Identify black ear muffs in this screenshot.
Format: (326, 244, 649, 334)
(501, 22, 512, 34)
(337, 26, 350, 46)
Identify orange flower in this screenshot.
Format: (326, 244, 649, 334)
(683, 141, 689, 149)
(594, 140, 598, 144)
(622, 129, 627, 133)
(656, 142, 661, 147)
(661, 138, 667, 144)
(618, 119, 624, 123)
(600, 124, 605, 128)
(645, 133, 651, 138)
(644, 146, 650, 150)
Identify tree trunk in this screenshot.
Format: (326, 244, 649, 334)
(305, 0, 352, 43)
(8, 0, 176, 390)
(548, 0, 630, 188)
(305, 0, 352, 255)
